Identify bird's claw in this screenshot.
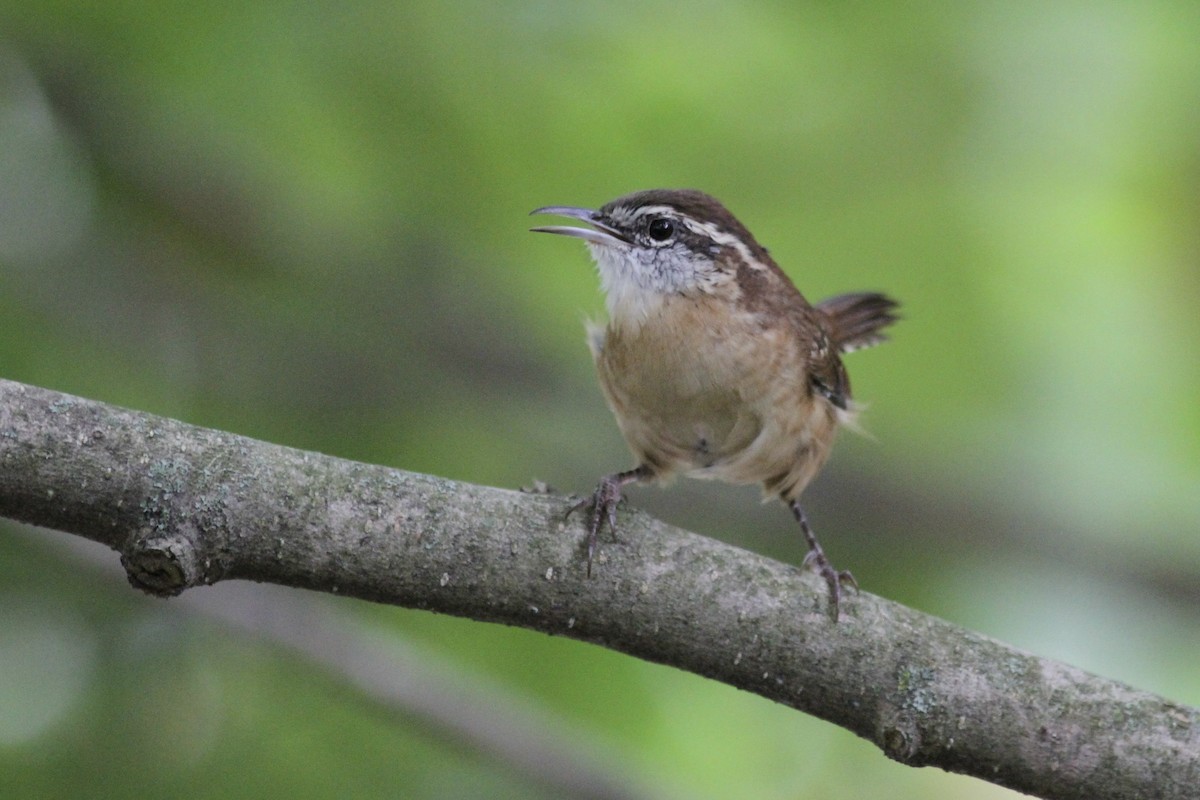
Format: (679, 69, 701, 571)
(566, 476, 626, 577)
(566, 467, 652, 577)
(791, 501, 857, 622)
(802, 548, 857, 622)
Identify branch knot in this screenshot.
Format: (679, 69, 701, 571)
(120, 530, 201, 597)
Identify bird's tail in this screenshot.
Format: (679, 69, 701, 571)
(816, 292, 900, 354)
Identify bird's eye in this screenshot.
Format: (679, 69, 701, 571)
(647, 218, 675, 242)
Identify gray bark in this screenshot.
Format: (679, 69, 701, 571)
(1, 377, 1196, 799)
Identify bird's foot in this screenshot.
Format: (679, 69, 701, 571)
(801, 547, 858, 623)
(566, 466, 651, 576)
(791, 501, 858, 622)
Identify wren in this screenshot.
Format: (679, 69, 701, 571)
(530, 189, 898, 621)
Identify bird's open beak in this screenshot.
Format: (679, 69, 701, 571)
(529, 206, 632, 246)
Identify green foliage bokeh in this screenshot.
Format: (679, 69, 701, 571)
(1, 2, 1198, 798)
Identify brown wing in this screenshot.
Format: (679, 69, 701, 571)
(808, 292, 900, 409)
(807, 324, 852, 410)
(816, 292, 900, 354)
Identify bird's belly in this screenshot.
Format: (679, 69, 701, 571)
(594, 303, 838, 498)
(689, 398, 837, 499)
(614, 382, 762, 472)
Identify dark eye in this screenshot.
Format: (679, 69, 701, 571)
(647, 217, 675, 242)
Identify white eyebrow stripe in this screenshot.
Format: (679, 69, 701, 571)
(613, 203, 768, 272)
(679, 217, 764, 270)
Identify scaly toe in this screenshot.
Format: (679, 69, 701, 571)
(838, 570, 859, 594)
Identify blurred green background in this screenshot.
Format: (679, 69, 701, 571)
(2, 1, 1198, 798)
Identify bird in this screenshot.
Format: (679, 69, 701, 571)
(530, 189, 898, 621)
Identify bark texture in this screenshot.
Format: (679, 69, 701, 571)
(0, 377, 1196, 799)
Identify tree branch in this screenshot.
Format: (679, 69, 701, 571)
(30, 527, 670, 800)
(1, 377, 1196, 799)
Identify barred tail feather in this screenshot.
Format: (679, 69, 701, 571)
(816, 292, 900, 354)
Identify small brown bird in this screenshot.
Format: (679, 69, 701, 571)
(531, 189, 898, 620)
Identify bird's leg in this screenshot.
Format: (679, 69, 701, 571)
(789, 500, 858, 622)
(567, 465, 653, 576)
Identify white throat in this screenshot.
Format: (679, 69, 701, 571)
(587, 242, 669, 325)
